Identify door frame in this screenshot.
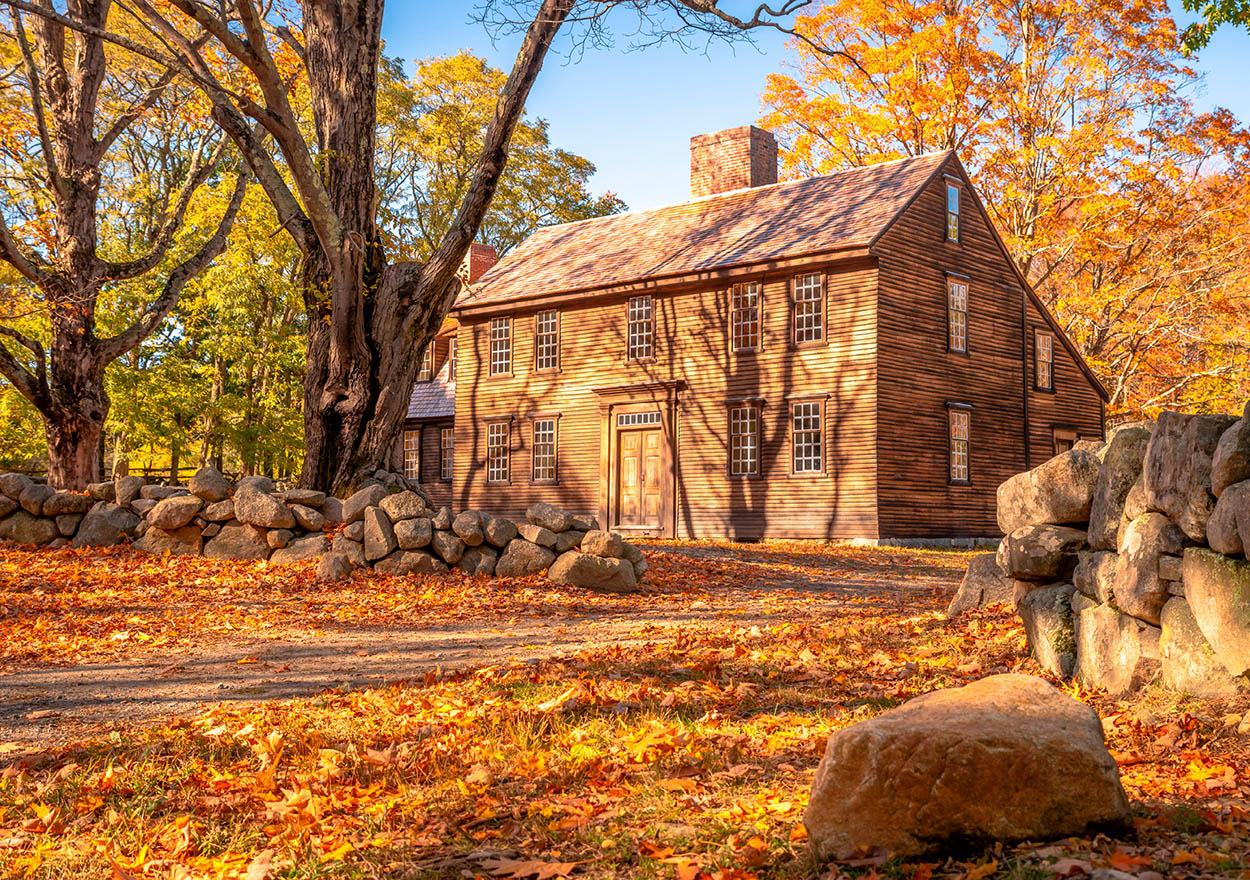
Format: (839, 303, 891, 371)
(592, 380, 684, 539)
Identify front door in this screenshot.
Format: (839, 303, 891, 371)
(617, 428, 663, 530)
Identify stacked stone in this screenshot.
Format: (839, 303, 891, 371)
(955, 408, 1250, 697)
(0, 472, 99, 547)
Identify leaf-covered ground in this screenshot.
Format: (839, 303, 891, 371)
(1, 541, 1249, 879)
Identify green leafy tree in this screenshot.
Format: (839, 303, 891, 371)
(1182, 0, 1250, 52)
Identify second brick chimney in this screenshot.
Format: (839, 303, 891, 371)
(690, 126, 778, 198)
(458, 242, 498, 284)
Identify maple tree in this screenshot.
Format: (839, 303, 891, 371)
(0, 2, 246, 489)
(761, 0, 1250, 418)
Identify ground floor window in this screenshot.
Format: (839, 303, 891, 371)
(440, 426, 454, 481)
(402, 428, 420, 480)
(729, 405, 759, 476)
(532, 418, 557, 482)
(791, 401, 823, 473)
(486, 422, 509, 483)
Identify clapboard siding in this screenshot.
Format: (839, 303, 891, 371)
(1025, 298, 1106, 462)
(451, 261, 879, 539)
(873, 155, 1106, 537)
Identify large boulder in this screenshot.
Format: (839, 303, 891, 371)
(70, 502, 139, 547)
(0, 495, 16, 519)
(1159, 596, 1244, 697)
(1073, 550, 1118, 604)
(1211, 404, 1250, 498)
(1116, 473, 1149, 550)
(1143, 411, 1237, 542)
(581, 530, 625, 558)
(0, 472, 32, 499)
(430, 530, 466, 564)
(86, 481, 115, 502)
(115, 475, 146, 507)
(188, 466, 232, 503)
(517, 522, 557, 548)
(394, 516, 433, 550)
(459, 545, 499, 576)
(548, 550, 638, 593)
(804, 674, 1129, 861)
(147, 494, 203, 530)
(496, 539, 555, 577)
(1017, 583, 1077, 678)
(379, 490, 430, 522)
(42, 491, 91, 516)
(233, 487, 295, 530)
(1074, 599, 1161, 694)
(270, 534, 329, 565)
(1182, 547, 1250, 676)
(946, 552, 1012, 618)
(1113, 512, 1187, 625)
(483, 514, 518, 548)
(19, 483, 54, 516)
(527, 501, 572, 533)
(236, 475, 275, 494)
(343, 485, 388, 524)
(452, 510, 486, 547)
(1087, 427, 1151, 551)
(56, 514, 83, 537)
(555, 529, 586, 553)
(203, 499, 235, 522)
(136, 525, 202, 556)
(996, 524, 1087, 581)
(281, 488, 326, 507)
(290, 503, 326, 532)
(374, 549, 448, 576)
(1206, 480, 1250, 555)
(996, 449, 1101, 533)
(330, 533, 365, 567)
(363, 507, 398, 561)
(204, 523, 271, 560)
(0, 510, 60, 545)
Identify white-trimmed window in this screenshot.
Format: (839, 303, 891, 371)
(417, 346, 434, 382)
(486, 421, 509, 483)
(1036, 331, 1054, 390)
(792, 273, 823, 344)
(946, 181, 960, 242)
(402, 428, 420, 480)
(729, 405, 760, 476)
(532, 418, 557, 482)
(448, 338, 457, 381)
(489, 317, 511, 376)
(731, 282, 760, 351)
(949, 407, 970, 483)
(440, 427, 454, 481)
(947, 277, 968, 353)
(791, 400, 823, 473)
(535, 310, 559, 371)
(627, 295, 653, 361)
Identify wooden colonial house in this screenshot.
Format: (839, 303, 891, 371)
(401, 126, 1107, 540)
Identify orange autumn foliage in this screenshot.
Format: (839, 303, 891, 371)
(762, 0, 1250, 419)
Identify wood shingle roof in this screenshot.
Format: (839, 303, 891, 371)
(456, 151, 953, 310)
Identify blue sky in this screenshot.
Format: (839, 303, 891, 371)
(382, 5, 1250, 212)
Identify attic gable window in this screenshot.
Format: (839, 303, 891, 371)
(1036, 330, 1054, 390)
(792, 273, 824, 345)
(731, 282, 760, 351)
(489, 317, 512, 376)
(946, 180, 960, 242)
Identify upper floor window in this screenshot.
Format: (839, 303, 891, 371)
(535, 310, 560, 371)
(417, 346, 434, 382)
(792, 400, 823, 473)
(949, 406, 970, 483)
(947, 277, 968, 353)
(792, 273, 824, 344)
(402, 428, 420, 480)
(486, 421, 510, 483)
(532, 418, 557, 482)
(1036, 331, 1054, 390)
(731, 282, 760, 351)
(946, 181, 960, 242)
(729, 405, 760, 476)
(627, 295, 653, 361)
(440, 426, 454, 482)
(448, 338, 457, 381)
(489, 317, 511, 376)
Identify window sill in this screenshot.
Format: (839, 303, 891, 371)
(534, 367, 560, 375)
(949, 479, 972, 487)
(488, 372, 515, 379)
(789, 339, 827, 351)
(791, 469, 830, 478)
(1034, 385, 1056, 394)
(626, 357, 657, 365)
(947, 348, 970, 358)
(727, 472, 762, 480)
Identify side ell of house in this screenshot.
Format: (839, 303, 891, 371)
(401, 128, 1107, 540)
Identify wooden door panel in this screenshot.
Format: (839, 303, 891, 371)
(619, 432, 641, 525)
(642, 430, 662, 523)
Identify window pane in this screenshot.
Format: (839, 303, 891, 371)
(792, 401, 823, 473)
(628, 296, 653, 360)
(535, 310, 559, 371)
(440, 427, 454, 481)
(403, 429, 420, 480)
(950, 410, 970, 482)
(418, 347, 433, 382)
(948, 280, 968, 352)
(490, 318, 512, 375)
(731, 282, 760, 351)
(532, 418, 557, 481)
(793, 273, 823, 344)
(1037, 333, 1053, 389)
(487, 422, 509, 482)
(947, 183, 960, 242)
(730, 406, 759, 475)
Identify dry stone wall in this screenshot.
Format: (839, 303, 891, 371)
(949, 407, 1250, 697)
(0, 469, 645, 592)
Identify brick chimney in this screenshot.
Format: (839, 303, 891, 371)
(459, 242, 498, 284)
(690, 126, 778, 198)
